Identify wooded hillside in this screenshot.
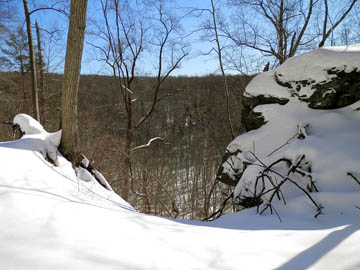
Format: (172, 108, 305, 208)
(0, 72, 251, 219)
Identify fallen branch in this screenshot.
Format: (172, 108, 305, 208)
(235, 152, 322, 219)
(203, 192, 233, 221)
(130, 137, 169, 153)
(347, 172, 360, 186)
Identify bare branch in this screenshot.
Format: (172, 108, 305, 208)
(130, 137, 169, 153)
(318, 0, 357, 47)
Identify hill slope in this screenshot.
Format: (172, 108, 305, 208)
(1, 46, 360, 269)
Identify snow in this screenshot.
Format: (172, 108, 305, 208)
(230, 99, 360, 196)
(130, 136, 166, 152)
(246, 45, 360, 99)
(224, 46, 360, 217)
(2, 45, 360, 269)
(1, 144, 360, 270)
(0, 120, 359, 270)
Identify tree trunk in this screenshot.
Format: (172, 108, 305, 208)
(60, 0, 88, 166)
(210, 0, 235, 140)
(22, 0, 40, 121)
(123, 94, 133, 201)
(35, 22, 45, 124)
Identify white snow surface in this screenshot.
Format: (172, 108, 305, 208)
(0, 124, 359, 269)
(246, 45, 360, 99)
(2, 51, 360, 270)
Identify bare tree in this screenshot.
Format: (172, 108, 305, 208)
(318, 0, 357, 47)
(93, 0, 188, 202)
(0, 0, 14, 37)
(210, 0, 235, 139)
(192, 0, 240, 139)
(59, 0, 88, 165)
(35, 21, 46, 124)
(22, 0, 40, 121)
(227, 0, 315, 65)
(226, 0, 357, 67)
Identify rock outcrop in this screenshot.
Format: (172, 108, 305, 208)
(216, 46, 360, 216)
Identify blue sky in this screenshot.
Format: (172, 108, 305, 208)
(7, 0, 359, 76)
(82, 0, 223, 76)
(10, 0, 225, 76)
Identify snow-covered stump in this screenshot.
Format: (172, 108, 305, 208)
(12, 114, 61, 163)
(9, 114, 118, 196)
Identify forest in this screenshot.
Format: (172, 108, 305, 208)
(0, 0, 359, 220)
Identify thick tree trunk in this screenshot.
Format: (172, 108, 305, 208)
(22, 0, 40, 121)
(60, 0, 88, 166)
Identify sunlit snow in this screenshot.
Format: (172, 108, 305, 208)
(1, 46, 360, 269)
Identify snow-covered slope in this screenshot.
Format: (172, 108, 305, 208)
(2, 45, 360, 269)
(1, 123, 360, 270)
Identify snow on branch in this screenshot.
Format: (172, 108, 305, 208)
(130, 137, 169, 153)
(13, 114, 46, 135)
(121, 83, 135, 95)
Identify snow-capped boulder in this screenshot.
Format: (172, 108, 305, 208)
(216, 45, 360, 217)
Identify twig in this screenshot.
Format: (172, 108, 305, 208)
(2, 120, 13, 125)
(243, 152, 322, 218)
(267, 123, 310, 157)
(347, 172, 360, 186)
(203, 192, 233, 221)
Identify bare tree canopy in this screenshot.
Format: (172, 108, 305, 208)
(90, 0, 189, 201)
(318, 0, 357, 47)
(225, 0, 358, 66)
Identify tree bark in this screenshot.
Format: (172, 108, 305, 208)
(22, 0, 40, 121)
(35, 21, 45, 124)
(210, 0, 235, 140)
(60, 0, 88, 166)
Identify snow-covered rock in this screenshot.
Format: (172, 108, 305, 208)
(217, 45, 360, 218)
(238, 45, 360, 134)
